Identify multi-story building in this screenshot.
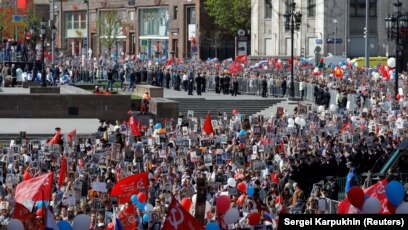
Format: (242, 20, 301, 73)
(251, 0, 408, 59)
(51, 0, 201, 59)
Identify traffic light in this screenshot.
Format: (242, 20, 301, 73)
(363, 27, 367, 38)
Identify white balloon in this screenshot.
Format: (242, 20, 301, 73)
(7, 219, 24, 230)
(299, 118, 306, 127)
(362, 197, 381, 214)
(313, 67, 319, 73)
(317, 105, 324, 113)
(263, 65, 268, 70)
(145, 203, 154, 213)
(396, 202, 408, 214)
(227, 178, 236, 187)
(224, 208, 240, 225)
(277, 59, 282, 64)
(294, 117, 301, 125)
(329, 104, 336, 112)
(73, 214, 91, 230)
(387, 57, 396, 68)
(288, 118, 295, 125)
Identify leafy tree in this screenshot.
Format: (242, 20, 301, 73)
(204, 0, 251, 36)
(96, 10, 126, 56)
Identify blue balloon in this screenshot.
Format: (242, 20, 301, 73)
(364, 195, 370, 201)
(143, 213, 149, 222)
(131, 194, 138, 204)
(137, 202, 146, 211)
(155, 123, 162, 129)
(247, 185, 255, 196)
(239, 129, 246, 136)
(386, 181, 404, 206)
(36, 201, 49, 209)
(206, 222, 220, 230)
(57, 220, 73, 230)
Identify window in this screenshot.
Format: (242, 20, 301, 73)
(65, 12, 87, 30)
(308, 0, 316, 17)
(265, 0, 272, 19)
(173, 6, 178, 20)
(350, 0, 377, 17)
(187, 7, 196, 24)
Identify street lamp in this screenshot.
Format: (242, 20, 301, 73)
(83, 0, 90, 58)
(283, 0, 302, 98)
(333, 19, 338, 56)
(385, 0, 408, 99)
(40, 18, 46, 87)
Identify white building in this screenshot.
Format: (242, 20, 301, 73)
(251, 0, 408, 59)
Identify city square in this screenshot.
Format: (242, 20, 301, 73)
(0, 0, 408, 229)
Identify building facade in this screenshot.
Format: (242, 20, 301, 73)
(51, 0, 201, 59)
(251, 0, 408, 58)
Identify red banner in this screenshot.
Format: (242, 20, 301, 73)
(235, 55, 248, 63)
(118, 204, 137, 230)
(338, 179, 388, 214)
(15, 173, 53, 206)
(110, 172, 148, 204)
(163, 197, 204, 230)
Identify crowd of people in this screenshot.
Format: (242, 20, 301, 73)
(0, 51, 407, 229)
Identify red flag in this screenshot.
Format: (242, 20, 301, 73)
(58, 157, 67, 187)
(129, 115, 142, 137)
(163, 196, 204, 230)
(110, 172, 148, 204)
(23, 170, 32, 181)
(13, 202, 41, 230)
(47, 130, 60, 144)
(338, 179, 388, 214)
(229, 61, 242, 74)
(379, 64, 390, 80)
(15, 173, 54, 206)
(235, 55, 248, 63)
(341, 121, 351, 134)
(68, 129, 76, 142)
(118, 204, 137, 230)
(17, 0, 26, 9)
(203, 112, 214, 135)
(167, 56, 174, 66)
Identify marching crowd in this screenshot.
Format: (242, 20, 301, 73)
(0, 54, 407, 229)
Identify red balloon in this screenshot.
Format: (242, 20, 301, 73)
(247, 212, 260, 226)
(396, 94, 401, 100)
(36, 209, 43, 217)
(138, 192, 147, 203)
(237, 182, 247, 194)
(386, 199, 396, 214)
(181, 198, 192, 211)
(216, 195, 231, 214)
(237, 194, 246, 206)
(347, 186, 365, 209)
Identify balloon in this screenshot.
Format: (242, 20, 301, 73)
(299, 118, 306, 127)
(396, 94, 401, 100)
(237, 194, 246, 206)
(131, 194, 138, 204)
(36, 200, 49, 209)
(353, 62, 358, 67)
(7, 219, 24, 230)
(263, 65, 268, 70)
(387, 57, 396, 68)
(72, 214, 91, 230)
(386, 199, 396, 214)
(227, 178, 236, 187)
(347, 186, 365, 209)
(155, 123, 162, 129)
(181, 198, 192, 211)
(362, 197, 381, 214)
(145, 203, 154, 213)
(143, 213, 149, 222)
(239, 129, 246, 136)
(237, 182, 247, 193)
(396, 202, 408, 214)
(224, 208, 240, 224)
(313, 67, 319, 73)
(317, 105, 324, 113)
(294, 117, 301, 125)
(329, 104, 336, 112)
(206, 222, 220, 230)
(36, 209, 43, 217)
(216, 195, 231, 214)
(247, 185, 254, 196)
(136, 202, 146, 211)
(287, 118, 294, 125)
(138, 192, 147, 203)
(385, 181, 404, 206)
(58, 220, 73, 230)
(247, 212, 261, 226)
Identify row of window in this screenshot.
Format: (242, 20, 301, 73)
(264, 0, 377, 19)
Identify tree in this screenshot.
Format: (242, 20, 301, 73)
(204, 0, 251, 37)
(96, 10, 126, 56)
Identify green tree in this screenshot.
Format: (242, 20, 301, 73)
(96, 10, 125, 56)
(204, 0, 251, 36)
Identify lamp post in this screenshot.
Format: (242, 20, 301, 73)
(385, 0, 408, 99)
(283, 0, 302, 99)
(40, 18, 46, 87)
(333, 19, 338, 56)
(83, 0, 90, 58)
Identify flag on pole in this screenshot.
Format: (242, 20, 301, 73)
(110, 172, 148, 204)
(235, 55, 248, 63)
(163, 196, 204, 230)
(128, 115, 142, 137)
(202, 112, 214, 135)
(68, 129, 76, 142)
(15, 173, 54, 209)
(47, 130, 61, 144)
(58, 157, 67, 187)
